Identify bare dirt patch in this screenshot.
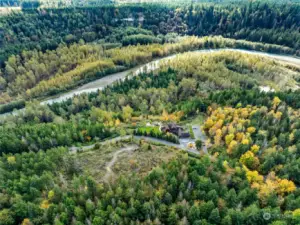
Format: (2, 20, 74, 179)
(75, 141, 177, 183)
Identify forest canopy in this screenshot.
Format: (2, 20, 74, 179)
(0, 1, 300, 225)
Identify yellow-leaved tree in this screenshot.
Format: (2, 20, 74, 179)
(48, 190, 55, 200)
(7, 156, 16, 165)
(214, 129, 222, 146)
(276, 179, 296, 195)
(247, 127, 256, 134)
(239, 151, 260, 170)
(21, 218, 33, 225)
(204, 118, 214, 129)
(250, 145, 260, 154)
(273, 96, 281, 108)
(225, 134, 235, 145)
(246, 170, 264, 184)
(40, 200, 50, 209)
(227, 140, 238, 155)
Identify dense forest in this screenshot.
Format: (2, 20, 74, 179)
(1, 2, 300, 107)
(1, 63, 300, 224)
(0, 1, 300, 225)
(3, 0, 300, 7)
(1, 2, 300, 65)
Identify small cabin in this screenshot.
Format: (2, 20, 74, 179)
(161, 123, 190, 138)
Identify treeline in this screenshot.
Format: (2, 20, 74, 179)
(182, 3, 300, 49)
(209, 88, 300, 109)
(0, 99, 25, 114)
(0, 6, 114, 65)
(134, 126, 180, 143)
(0, 118, 112, 154)
(1, 2, 300, 65)
(0, 0, 19, 6)
(122, 34, 162, 46)
(0, 66, 205, 154)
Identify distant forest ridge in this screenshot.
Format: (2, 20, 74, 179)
(1, 0, 300, 8)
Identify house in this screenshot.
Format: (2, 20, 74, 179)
(161, 123, 190, 138)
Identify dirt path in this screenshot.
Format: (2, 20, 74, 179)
(103, 144, 139, 182)
(69, 128, 209, 157)
(69, 135, 132, 153)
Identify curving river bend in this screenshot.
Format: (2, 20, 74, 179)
(1, 48, 300, 119)
(42, 48, 300, 105)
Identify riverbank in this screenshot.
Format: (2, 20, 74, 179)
(42, 48, 300, 105)
(1, 47, 300, 119)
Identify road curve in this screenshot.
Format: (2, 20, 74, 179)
(69, 134, 203, 155)
(69, 135, 132, 153)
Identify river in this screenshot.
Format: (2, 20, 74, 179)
(42, 48, 300, 105)
(1, 48, 300, 118)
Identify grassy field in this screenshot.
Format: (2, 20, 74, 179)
(75, 140, 178, 183)
(75, 143, 117, 182)
(111, 142, 177, 177)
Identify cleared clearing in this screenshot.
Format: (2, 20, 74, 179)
(75, 141, 178, 183)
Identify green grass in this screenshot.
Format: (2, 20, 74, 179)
(137, 126, 160, 134)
